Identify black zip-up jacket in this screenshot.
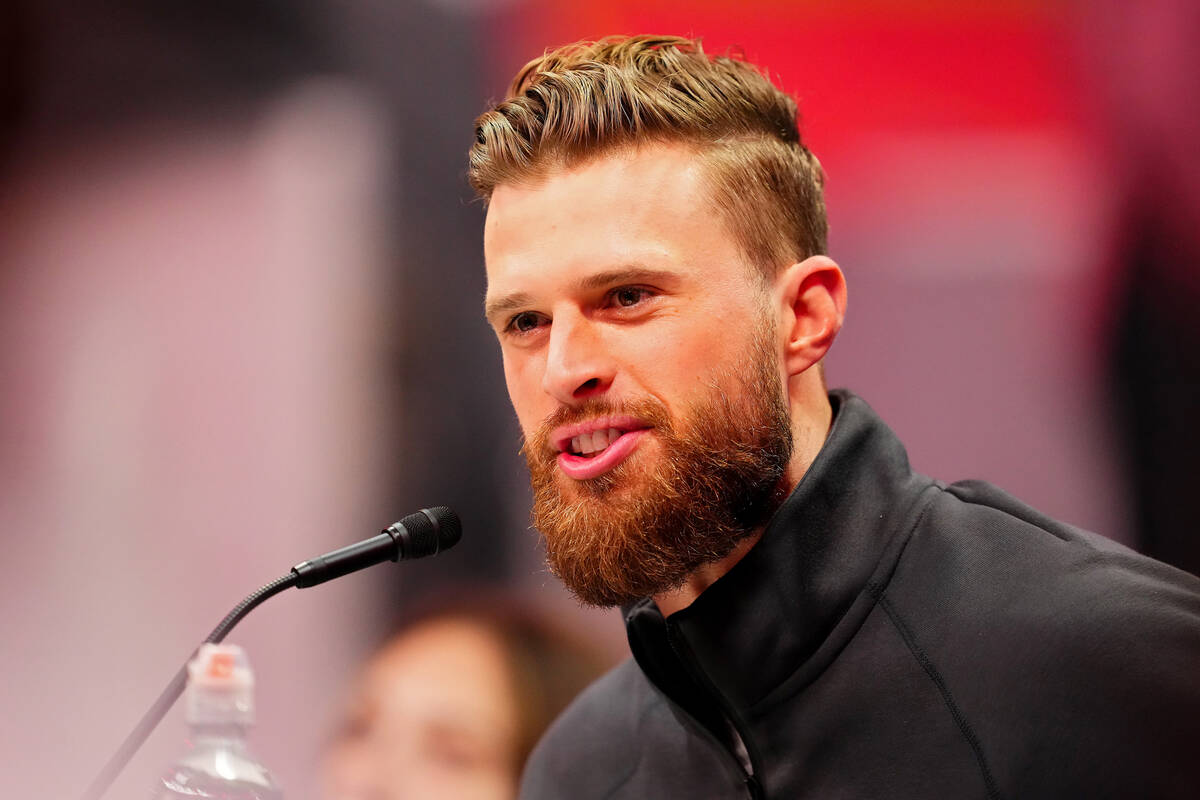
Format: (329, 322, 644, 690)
(519, 391, 1200, 799)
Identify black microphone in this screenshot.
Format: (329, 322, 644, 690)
(291, 506, 462, 588)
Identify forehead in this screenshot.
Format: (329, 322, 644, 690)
(483, 144, 749, 299)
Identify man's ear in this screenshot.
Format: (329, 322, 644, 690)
(776, 255, 847, 377)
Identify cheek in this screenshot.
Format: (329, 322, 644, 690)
(502, 351, 547, 434)
(627, 325, 733, 392)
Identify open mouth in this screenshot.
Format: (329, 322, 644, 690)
(553, 416, 649, 456)
(552, 417, 651, 480)
(567, 427, 627, 458)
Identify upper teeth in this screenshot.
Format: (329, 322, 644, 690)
(571, 428, 623, 456)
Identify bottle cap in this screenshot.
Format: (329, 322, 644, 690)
(185, 643, 255, 726)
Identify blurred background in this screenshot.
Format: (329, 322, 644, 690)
(2, 0, 1197, 798)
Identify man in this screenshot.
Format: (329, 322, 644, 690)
(471, 35, 1200, 799)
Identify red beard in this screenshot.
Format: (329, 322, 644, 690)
(522, 328, 793, 607)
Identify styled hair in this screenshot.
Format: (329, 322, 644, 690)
(469, 35, 828, 276)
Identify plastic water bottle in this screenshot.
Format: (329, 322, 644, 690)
(152, 643, 283, 799)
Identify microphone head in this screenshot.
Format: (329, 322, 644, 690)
(388, 506, 461, 560)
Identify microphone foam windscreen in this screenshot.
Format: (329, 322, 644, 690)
(398, 506, 461, 558)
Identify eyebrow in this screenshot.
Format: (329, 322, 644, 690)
(579, 267, 679, 292)
(483, 291, 535, 325)
(484, 267, 681, 325)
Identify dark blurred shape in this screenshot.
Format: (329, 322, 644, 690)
(334, 0, 521, 589)
(0, 2, 30, 159)
(1086, 0, 1200, 575)
(12, 0, 339, 139)
(322, 589, 614, 800)
(1110, 213, 1200, 576)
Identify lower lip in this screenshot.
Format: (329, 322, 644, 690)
(557, 429, 649, 481)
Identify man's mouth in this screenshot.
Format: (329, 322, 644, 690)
(567, 427, 626, 457)
(551, 417, 651, 480)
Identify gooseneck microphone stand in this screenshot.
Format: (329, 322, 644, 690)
(80, 573, 300, 800)
(80, 507, 461, 800)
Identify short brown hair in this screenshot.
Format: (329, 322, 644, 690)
(469, 35, 828, 276)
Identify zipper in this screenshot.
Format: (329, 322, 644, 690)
(666, 618, 767, 799)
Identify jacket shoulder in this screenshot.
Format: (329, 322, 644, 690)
(886, 479, 1200, 796)
(518, 658, 656, 800)
(933, 477, 1200, 609)
(907, 477, 1200, 658)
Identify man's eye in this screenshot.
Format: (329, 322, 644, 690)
(507, 311, 544, 333)
(612, 287, 651, 307)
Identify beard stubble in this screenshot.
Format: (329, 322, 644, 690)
(522, 326, 794, 607)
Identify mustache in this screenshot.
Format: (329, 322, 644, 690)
(522, 397, 673, 458)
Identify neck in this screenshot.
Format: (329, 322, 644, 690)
(651, 381, 832, 618)
(653, 530, 763, 617)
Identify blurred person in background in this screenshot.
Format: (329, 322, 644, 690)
(322, 592, 611, 800)
(472, 35, 1200, 799)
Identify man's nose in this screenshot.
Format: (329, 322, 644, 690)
(542, 310, 614, 405)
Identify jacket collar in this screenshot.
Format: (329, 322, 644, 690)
(624, 390, 935, 712)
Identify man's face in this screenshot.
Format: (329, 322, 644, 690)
(484, 144, 793, 606)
